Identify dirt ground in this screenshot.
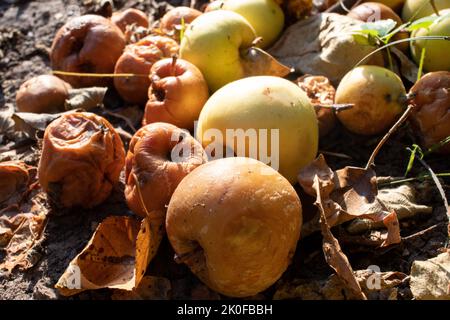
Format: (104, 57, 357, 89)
(0, 0, 449, 300)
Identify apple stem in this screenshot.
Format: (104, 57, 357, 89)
(315, 103, 354, 112)
(171, 54, 178, 77)
(251, 37, 264, 47)
(430, 0, 440, 16)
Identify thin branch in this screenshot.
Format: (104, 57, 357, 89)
(365, 104, 414, 170)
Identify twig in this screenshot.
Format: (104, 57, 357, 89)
(365, 104, 414, 170)
(103, 109, 137, 133)
(377, 173, 450, 187)
(402, 223, 447, 241)
(319, 150, 353, 160)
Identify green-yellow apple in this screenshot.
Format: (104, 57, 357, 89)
(196, 76, 318, 184)
(335, 65, 406, 135)
(180, 10, 257, 92)
(402, 0, 450, 21)
(410, 11, 450, 72)
(219, 0, 285, 48)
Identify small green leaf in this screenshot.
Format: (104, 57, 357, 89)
(359, 19, 397, 38)
(407, 15, 438, 32)
(405, 144, 424, 177)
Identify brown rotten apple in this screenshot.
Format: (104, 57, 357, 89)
(38, 112, 125, 208)
(124, 122, 207, 219)
(142, 58, 209, 130)
(409, 71, 450, 154)
(160, 6, 202, 40)
(296, 75, 336, 137)
(166, 157, 302, 297)
(114, 36, 179, 105)
(111, 8, 149, 33)
(50, 15, 126, 88)
(16, 75, 72, 113)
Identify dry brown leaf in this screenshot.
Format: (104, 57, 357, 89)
(313, 175, 367, 300)
(0, 160, 33, 211)
(111, 276, 171, 300)
(0, 188, 49, 273)
(56, 215, 164, 296)
(410, 251, 450, 300)
(274, 269, 406, 300)
(269, 13, 383, 86)
(65, 87, 107, 111)
(298, 154, 401, 247)
(241, 47, 292, 78)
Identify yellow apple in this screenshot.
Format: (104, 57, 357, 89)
(402, 0, 450, 21)
(196, 76, 318, 184)
(410, 11, 450, 72)
(220, 0, 285, 48)
(180, 10, 256, 92)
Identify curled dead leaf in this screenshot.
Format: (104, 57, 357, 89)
(56, 215, 164, 296)
(65, 87, 108, 111)
(298, 154, 402, 247)
(241, 47, 292, 78)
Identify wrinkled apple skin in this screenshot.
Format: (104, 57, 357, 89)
(16, 75, 71, 113)
(166, 157, 302, 297)
(180, 10, 256, 92)
(220, 0, 285, 48)
(124, 122, 207, 218)
(50, 15, 126, 88)
(111, 8, 149, 33)
(410, 13, 450, 72)
(196, 76, 318, 184)
(160, 6, 202, 34)
(402, 0, 450, 22)
(38, 112, 125, 208)
(335, 65, 406, 135)
(409, 71, 450, 153)
(114, 36, 179, 105)
(143, 58, 209, 130)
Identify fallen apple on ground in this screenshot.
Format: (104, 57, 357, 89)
(166, 157, 302, 297)
(50, 15, 126, 88)
(410, 11, 450, 72)
(208, 0, 285, 48)
(159, 6, 202, 40)
(111, 8, 149, 33)
(124, 122, 207, 218)
(114, 35, 179, 105)
(16, 75, 71, 113)
(38, 112, 125, 208)
(196, 76, 318, 184)
(143, 57, 209, 130)
(335, 65, 406, 135)
(180, 10, 289, 92)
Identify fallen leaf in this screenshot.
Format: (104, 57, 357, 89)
(0, 104, 15, 137)
(241, 46, 292, 78)
(12, 111, 77, 139)
(269, 13, 384, 86)
(56, 215, 164, 296)
(313, 175, 367, 300)
(274, 269, 406, 300)
(391, 48, 418, 84)
(346, 184, 433, 234)
(65, 87, 108, 111)
(298, 154, 402, 246)
(410, 251, 450, 300)
(0, 177, 49, 274)
(111, 276, 171, 300)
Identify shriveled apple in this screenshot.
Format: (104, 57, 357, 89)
(335, 65, 406, 135)
(159, 6, 202, 40)
(38, 112, 125, 208)
(296, 75, 337, 137)
(50, 15, 126, 88)
(143, 57, 209, 130)
(166, 157, 302, 297)
(124, 122, 207, 218)
(409, 71, 450, 153)
(114, 35, 179, 105)
(111, 8, 149, 33)
(16, 75, 71, 113)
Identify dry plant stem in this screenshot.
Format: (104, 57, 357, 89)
(402, 222, 447, 241)
(103, 110, 137, 133)
(365, 104, 414, 170)
(415, 157, 450, 239)
(52, 71, 149, 78)
(319, 150, 353, 159)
